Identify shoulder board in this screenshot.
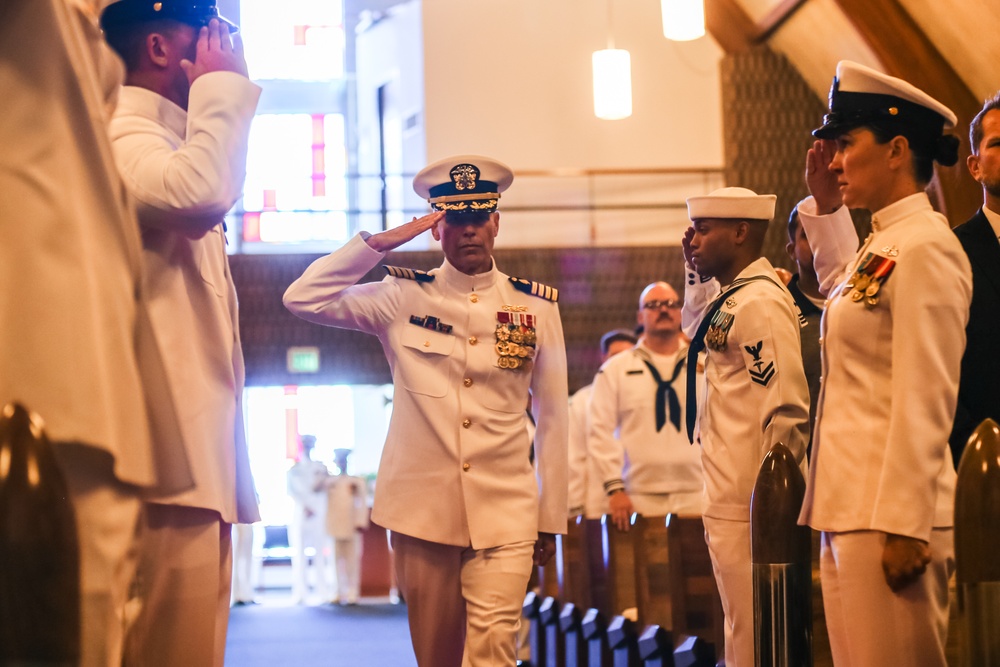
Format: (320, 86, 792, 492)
(383, 265, 435, 283)
(509, 276, 559, 302)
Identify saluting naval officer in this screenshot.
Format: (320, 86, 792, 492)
(680, 187, 811, 667)
(283, 155, 569, 667)
(797, 61, 971, 667)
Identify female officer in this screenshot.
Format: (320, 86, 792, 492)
(795, 61, 972, 666)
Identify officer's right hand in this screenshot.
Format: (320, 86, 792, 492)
(882, 532, 931, 592)
(365, 211, 445, 253)
(180, 19, 249, 85)
(804, 139, 843, 215)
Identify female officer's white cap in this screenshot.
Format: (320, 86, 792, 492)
(413, 155, 514, 214)
(813, 61, 956, 139)
(686, 187, 777, 221)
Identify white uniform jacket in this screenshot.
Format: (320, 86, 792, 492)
(682, 257, 810, 521)
(796, 194, 971, 540)
(588, 343, 703, 498)
(0, 0, 191, 493)
(283, 234, 569, 548)
(108, 73, 261, 523)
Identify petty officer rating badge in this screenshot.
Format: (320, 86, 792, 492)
(744, 340, 775, 387)
(495, 309, 537, 371)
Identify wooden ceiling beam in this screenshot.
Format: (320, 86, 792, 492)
(705, 0, 759, 54)
(830, 0, 983, 222)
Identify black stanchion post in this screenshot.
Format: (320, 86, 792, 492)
(607, 615, 639, 667)
(637, 624, 673, 667)
(540, 595, 563, 667)
(583, 607, 611, 667)
(560, 602, 587, 667)
(522, 590, 545, 667)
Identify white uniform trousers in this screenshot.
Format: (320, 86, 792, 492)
(820, 529, 953, 667)
(631, 490, 704, 517)
(333, 535, 363, 603)
(123, 505, 233, 667)
(391, 532, 535, 667)
(703, 516, 753, 667)
(54, 444, 142, 667)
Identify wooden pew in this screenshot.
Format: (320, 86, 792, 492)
(665, 515, 724, 659)
(557, 515, 592, 608)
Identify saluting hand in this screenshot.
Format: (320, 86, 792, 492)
(881, 532, 931, 592)
(681, 226, 696, 268)
(365, 211, 445, 253)
(180, 19, 249, 85)
(804, 139, 843, 215)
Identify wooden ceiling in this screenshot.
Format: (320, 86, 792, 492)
(706, 0, 997, 223)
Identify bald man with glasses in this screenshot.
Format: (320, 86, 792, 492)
(588, 282, 705, 532)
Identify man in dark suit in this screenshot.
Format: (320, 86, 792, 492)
(950, 93, 1000, 466)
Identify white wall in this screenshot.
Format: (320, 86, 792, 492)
(355, 0, 727, 248)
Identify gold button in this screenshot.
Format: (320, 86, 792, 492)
(462, 419, 472, 428)
(470, 294, 479, 303)
(468, 336, 478, 345)
(464, 378, 473, 387)
(423, 341, 430, 347)
(463, 462, 471, 471)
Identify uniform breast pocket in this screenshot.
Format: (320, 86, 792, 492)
(399, 326, 456, 397)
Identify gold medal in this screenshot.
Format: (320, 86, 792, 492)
(851, 290, 864, 302)
(854, 274, 872, 292)
(511, 330, 524, 344)
(865, 280, 880, 297)
(865, 295, 879, 308)
(516, 346, 528, 358)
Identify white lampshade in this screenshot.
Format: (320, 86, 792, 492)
(592, 49, 632, 120)
(661, 0, 705, 41)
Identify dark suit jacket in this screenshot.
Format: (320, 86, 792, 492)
(950, 209, 1000, 466)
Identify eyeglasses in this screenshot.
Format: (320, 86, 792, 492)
(642, 299, 682, 310)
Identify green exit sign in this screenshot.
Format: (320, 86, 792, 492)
(287, 346, 320, 373)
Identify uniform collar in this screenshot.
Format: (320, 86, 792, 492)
(870, 191, 932, 232)
(437, 256, 499, 292)
(726, 256, 777, 288)
(118, 85, 187, 139)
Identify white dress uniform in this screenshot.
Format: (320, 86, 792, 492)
(283, 233, 568, 666)
(322, 473, 370, 603)
(682, 256, 810, 667)
(588, 343, 704, 516)
(796, 194, 971, 666)
(108, 65, 261, 667)
(0, 3, 191, 665)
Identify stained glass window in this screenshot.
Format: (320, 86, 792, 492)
(241, 113, 349, 245)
